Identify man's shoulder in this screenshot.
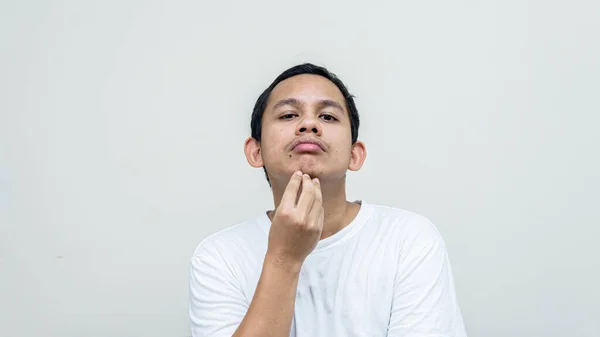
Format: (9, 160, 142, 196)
(370, 203, 422, 220)
(369, 203, 436, 227)
(366, 202, 445, 246)
(191, 215, 268, 260)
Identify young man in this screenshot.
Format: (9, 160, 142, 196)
(189, 63, 467, 337)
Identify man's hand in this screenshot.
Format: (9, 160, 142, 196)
(228, 171, 323, 337)
(266, 171, 324, 271)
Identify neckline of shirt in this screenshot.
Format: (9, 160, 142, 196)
(256, 200, 374, 253)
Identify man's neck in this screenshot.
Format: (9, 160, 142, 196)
(319, 198, 361, 240)
(269, 178, 361, 240)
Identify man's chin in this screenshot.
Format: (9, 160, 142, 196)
(298, 171, 329, 182)
(292, 165, 319, 176)
(268, 163, 326, 180)
(275, 168, 320, 180)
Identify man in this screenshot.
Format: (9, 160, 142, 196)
(189, 63, 467, 337)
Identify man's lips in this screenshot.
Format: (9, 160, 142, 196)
(290, 138, 326, 152)
(294, 143, 323, 152)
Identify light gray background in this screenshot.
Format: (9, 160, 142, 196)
(1, 1, 599, 336)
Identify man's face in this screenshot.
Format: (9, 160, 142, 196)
(259, 74, 354, 182)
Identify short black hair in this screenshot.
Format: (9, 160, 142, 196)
(250, 63, 360, 185)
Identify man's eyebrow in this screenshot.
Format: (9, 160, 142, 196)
(272, 98, 301, 112)
(272, 98, 346, 114)
(317, 99, 345, 114)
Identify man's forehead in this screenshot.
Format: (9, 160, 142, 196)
(268, 74, 345, 105)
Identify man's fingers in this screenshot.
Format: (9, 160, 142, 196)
(280, 171, 303, 207)
(307, 178, 323, 225)
(296, 174, 316, 212)
(313, 178, 322, 207)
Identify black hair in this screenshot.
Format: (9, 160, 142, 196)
(250, 63, 360, 185)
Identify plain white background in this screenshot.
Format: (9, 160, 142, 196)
(1, 1, 599, 336)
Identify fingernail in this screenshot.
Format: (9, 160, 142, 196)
(313, 178, 319, 183)
(295, 171, 302, 176)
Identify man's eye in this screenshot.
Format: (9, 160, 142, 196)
(320, 114, 337, 121)
(280, 113, 297, 119)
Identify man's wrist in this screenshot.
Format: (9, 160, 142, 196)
(263, 252, 304, 275)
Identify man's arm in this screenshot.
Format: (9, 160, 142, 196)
(189, 245, 302, 337)
(190, 172, 323, 337)
(387, 217, 468, 337)
(189, 242, 248, 337)
(231, 255, 302, 337)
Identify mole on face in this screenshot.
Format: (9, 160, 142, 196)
(289, 154, 292, 158)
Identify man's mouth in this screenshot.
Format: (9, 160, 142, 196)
(291, 138, 326, 152)
(294, 143, 323, 152)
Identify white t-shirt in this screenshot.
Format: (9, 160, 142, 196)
(189, 201, 467, 337)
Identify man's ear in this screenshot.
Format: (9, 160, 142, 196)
(244, 137, 264, 168)
(348, 140, 367, 171)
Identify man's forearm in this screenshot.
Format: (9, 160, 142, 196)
(233, 254, 302, 337)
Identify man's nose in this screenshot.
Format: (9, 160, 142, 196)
(296, 115, 321, 136)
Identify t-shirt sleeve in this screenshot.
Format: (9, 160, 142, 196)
(189, 240, 249, 337)
(387, 219, 467, 337)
